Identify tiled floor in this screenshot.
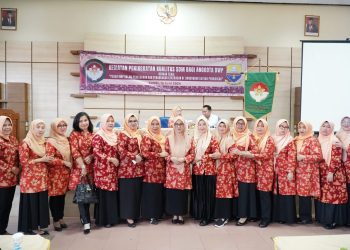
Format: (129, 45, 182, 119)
(6, 215, 350, 250)
(5, 189, 350, 250)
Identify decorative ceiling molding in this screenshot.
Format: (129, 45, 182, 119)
(182, 0, 350, 5)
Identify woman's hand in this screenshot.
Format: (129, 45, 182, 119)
(159, 151, 169, 158)
(209, 152, 221, 159)
(64, 161, 72, 168)
(84, 155, 93, 164)
(108, 157, 119, 167)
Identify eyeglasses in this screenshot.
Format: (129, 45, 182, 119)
(128, 120, 138, 123)
(236, 122, 245, 126)
(174, 123, 184, 127)
(279, 125, 289, 129)
(57, 124, 67, 128)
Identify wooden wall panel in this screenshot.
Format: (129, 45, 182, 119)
(32, 63, 58, 127)
(165, 96, 203, 110)
(6, 63, 31, 83)
(292, 47, 301, 68)
(0, 41, 5, 62)
(58, 64, 84, 119)
(0, 62, 4, 86)
(84, 33, 125, 53)
(83, 108, 124, 127)
(125, 109, 164, 126)
(6, 41, 31, 62)
(292, 68, 301, 87)
(268, 47, 291, 67)
(32, 41, 57, 63)
(203, 96, 243, 110)
(245, 47, 268, 67)
(84, 94, 124, 109)
(267, 68, 291, 129)
(247, 66, 268, 73)
(126, 35, 165, 56)
(58, 42, 84, 63)
(205, 36, 244, 55)
(125, 95, 164, 110)
(166, 36, 204, 56)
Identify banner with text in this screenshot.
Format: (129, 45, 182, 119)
(80, 51, 247, 96)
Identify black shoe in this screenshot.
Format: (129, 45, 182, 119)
(178, 218, 185, 225)
(171, 218, 178, 224)
(127, 222, 136, 228)
(150, 218, 159, 225)
(258, 221, 269, 228)
(0, 230, 11, 235)
(199, 220, 209, 226)
(297, 218, 312, 224)
(236, 218, 248, 226)
(215, 218, 228, 228)
(39, 230, 49, 236)
(104, 224, 111, 228)
(84, 228, 90, 234)
(278, 221, 286, 224)
(54, 226, 62, 232)
(60, 223, 68, 229)
(248, 218, 259, 222)
(324, 223, 336, 230)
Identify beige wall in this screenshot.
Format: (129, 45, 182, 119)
(0, 0, 349, 134)
(0, 1, 349, 46)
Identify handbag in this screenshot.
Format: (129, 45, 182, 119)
(73, 176, 99, 204)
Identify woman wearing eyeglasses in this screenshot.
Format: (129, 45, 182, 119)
(272, 119, 297, 224)
(316, 120, 347, 229)
(229, 116, 258, 226)
(251, 119, 275, 228)
(294, 121, 322, 224)
(117, 114, 144, 228)
(46, 118, 72, 232)
(164, 116, 194, 224)
(336, 116, 350, 226)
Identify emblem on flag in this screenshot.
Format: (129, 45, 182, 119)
(249, 82, 269, 102)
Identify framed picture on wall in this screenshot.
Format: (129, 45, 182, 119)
(304, 15, 320, 37)
(1, 8, 17, 31)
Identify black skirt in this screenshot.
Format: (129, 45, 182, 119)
(119, 177, 142, 219)
(18, 191, 50, 233)
(141, 182, 164, 219)
(190, 175, 216, 221)
(94, 188, 119, 226)
(0, 186, 16, 234)
(346, 184, 350, 225)
(272, 194, 296, 224)
(165, 188, 188, 216)
(214, 198, 232, 219)
(237, 181, 257, 219)
(316, 201, 347, 226)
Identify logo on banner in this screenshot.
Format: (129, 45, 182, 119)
(83, 59, 106, 83)
(249, 82, 269, 102)
(225, 64, 243, 85)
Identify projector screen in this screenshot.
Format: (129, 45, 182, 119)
(301, 41, 350, 131)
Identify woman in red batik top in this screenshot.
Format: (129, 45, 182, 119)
(229, 116, 258, 226)
(336, 116, 350, 226)
(251, 119, 275, 228)
(213, 119, 238, 228)
(0, 116, 19, 235)
(18, 119, 52, 235)
(316, 120, 348, 229)
(68, 112, 94, 234)
(190, 115, 220, 226)
(272, 119, 297, 224)
(140, 116, 167, 225)
(46, 118, 72, 232)
(165, 116, 194, 224)
(294, 121, 322, 224)
(117, 113, 144, 228)
(92, 113, 119, 228)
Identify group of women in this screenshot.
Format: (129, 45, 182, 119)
(0, 112, 350, 236)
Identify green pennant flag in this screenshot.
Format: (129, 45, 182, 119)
(244, 72, 276, 119)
